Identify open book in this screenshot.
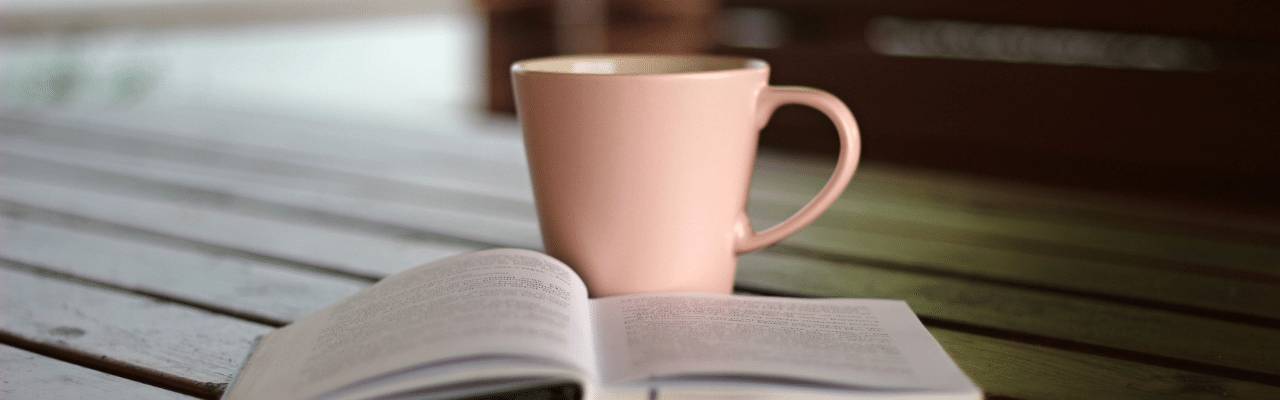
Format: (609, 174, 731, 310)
(223, 249, 981, 400)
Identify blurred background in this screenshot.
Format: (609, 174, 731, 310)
(3, 0, 1278, 215)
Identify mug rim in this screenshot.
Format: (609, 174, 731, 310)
(511, 54, 769, 77)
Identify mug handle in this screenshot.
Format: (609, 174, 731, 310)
(734, 86, 862, 253)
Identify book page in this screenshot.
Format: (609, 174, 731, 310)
(592, 294, 976, 392)
(223, 249, 594, 400)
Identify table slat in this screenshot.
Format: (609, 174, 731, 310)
(757, 166, 1280, 276)
(2, 145, 1277, 379)
(9, 109, 1278, 271)
(737, 253, 1280, 379)
(55, 104, 1280, 238)
(0, 211, 367, 326)
(761, 155, 1280, 241)
(7, 114, 1277, 278)
(5, 139, 1274, 323)
(0, 266, 269, 398)
(4, 109, 1279, 398)
(931, 330, 1280, 400)
(2, 217, 1273, 400)
(0, 146, 543, 247)
(0, 345, 194, 399)
(0, 176, 477, 279)
(4, 133, 1278, 325)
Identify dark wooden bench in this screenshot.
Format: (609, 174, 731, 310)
(1, 105, 1277, 399)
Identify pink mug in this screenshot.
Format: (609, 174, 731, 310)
(513, 54, 861, 296)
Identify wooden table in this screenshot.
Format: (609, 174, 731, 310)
(1, 105, 1277, 399)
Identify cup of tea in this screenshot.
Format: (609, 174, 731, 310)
(513, 54, 860, 296)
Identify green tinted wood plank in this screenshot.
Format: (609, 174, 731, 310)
(0, 266, 270, 397)
(755, 216, 1280, 321)
(736, 252, 1280, 377)
(0, 345, 194, 400)
(751, 164, 1280, 276)
(930, 329, 1280, 400)
(757, 154, 1280, 239)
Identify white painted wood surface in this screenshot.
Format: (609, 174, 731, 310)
(1, 107, 1278, 399)
(0, 266, 270, 397)
(0, 345, 193, 400)
(0, 175, 478, 279)
(0, 212, 368, 325)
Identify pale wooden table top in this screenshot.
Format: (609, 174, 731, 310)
(1, 105, 1278, 399)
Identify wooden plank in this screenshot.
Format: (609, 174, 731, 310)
(736, 252, 1280, 379)
(22, 105, 1280, 242)
(15, 106, 529, 164)
(12, 104, 1276, 256)
(0, 345, 194, 400)
(752, 161, 1280, 275)
(6, 140, 1279, 326)
(9, 118, 1272, 283)
(0, 109, 533, 201)
(0, 211, 368, 326)
(4, 211, 1278, 400)
(0, 120, 531, 216)
(4, 149, 1279, 378)
(929, 329, 1280, 400)
(0, 176, 480, 279)
(4, 222, 1274, 400)
(0, 265, 271, 397)
(0, 145, 543, 249)
(8, 112, 1279, 280)
(10, 114, 1280, 374)
(1, 159, 1277, 395)
(2, 191, 1276, 400)
(757, 219, 1280, 322)
(8, 123, 1276, 301)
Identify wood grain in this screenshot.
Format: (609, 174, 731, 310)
(3, 193, 1276, 400)
(14, 106, 1280, 241)
(930, 329, 1280, 400)
(754, 160, 1280, 274)
(3, 147, 1278, 379)
(0, 175, 479, 279)
(0, 211, 367, 326)
(0, 266, 270, 397)
(66, 103, 1280, 237)
(5, 237, 1273, 400)
(4, 140, 1278, 326)
(736, 252, 1280, 378)
(0, 146, 543, 249)
(8, 110, 1277, 278)
(758, 220, 1280, 322)
(0, 345, 194, 400)
(4, 109, 1280, 398)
